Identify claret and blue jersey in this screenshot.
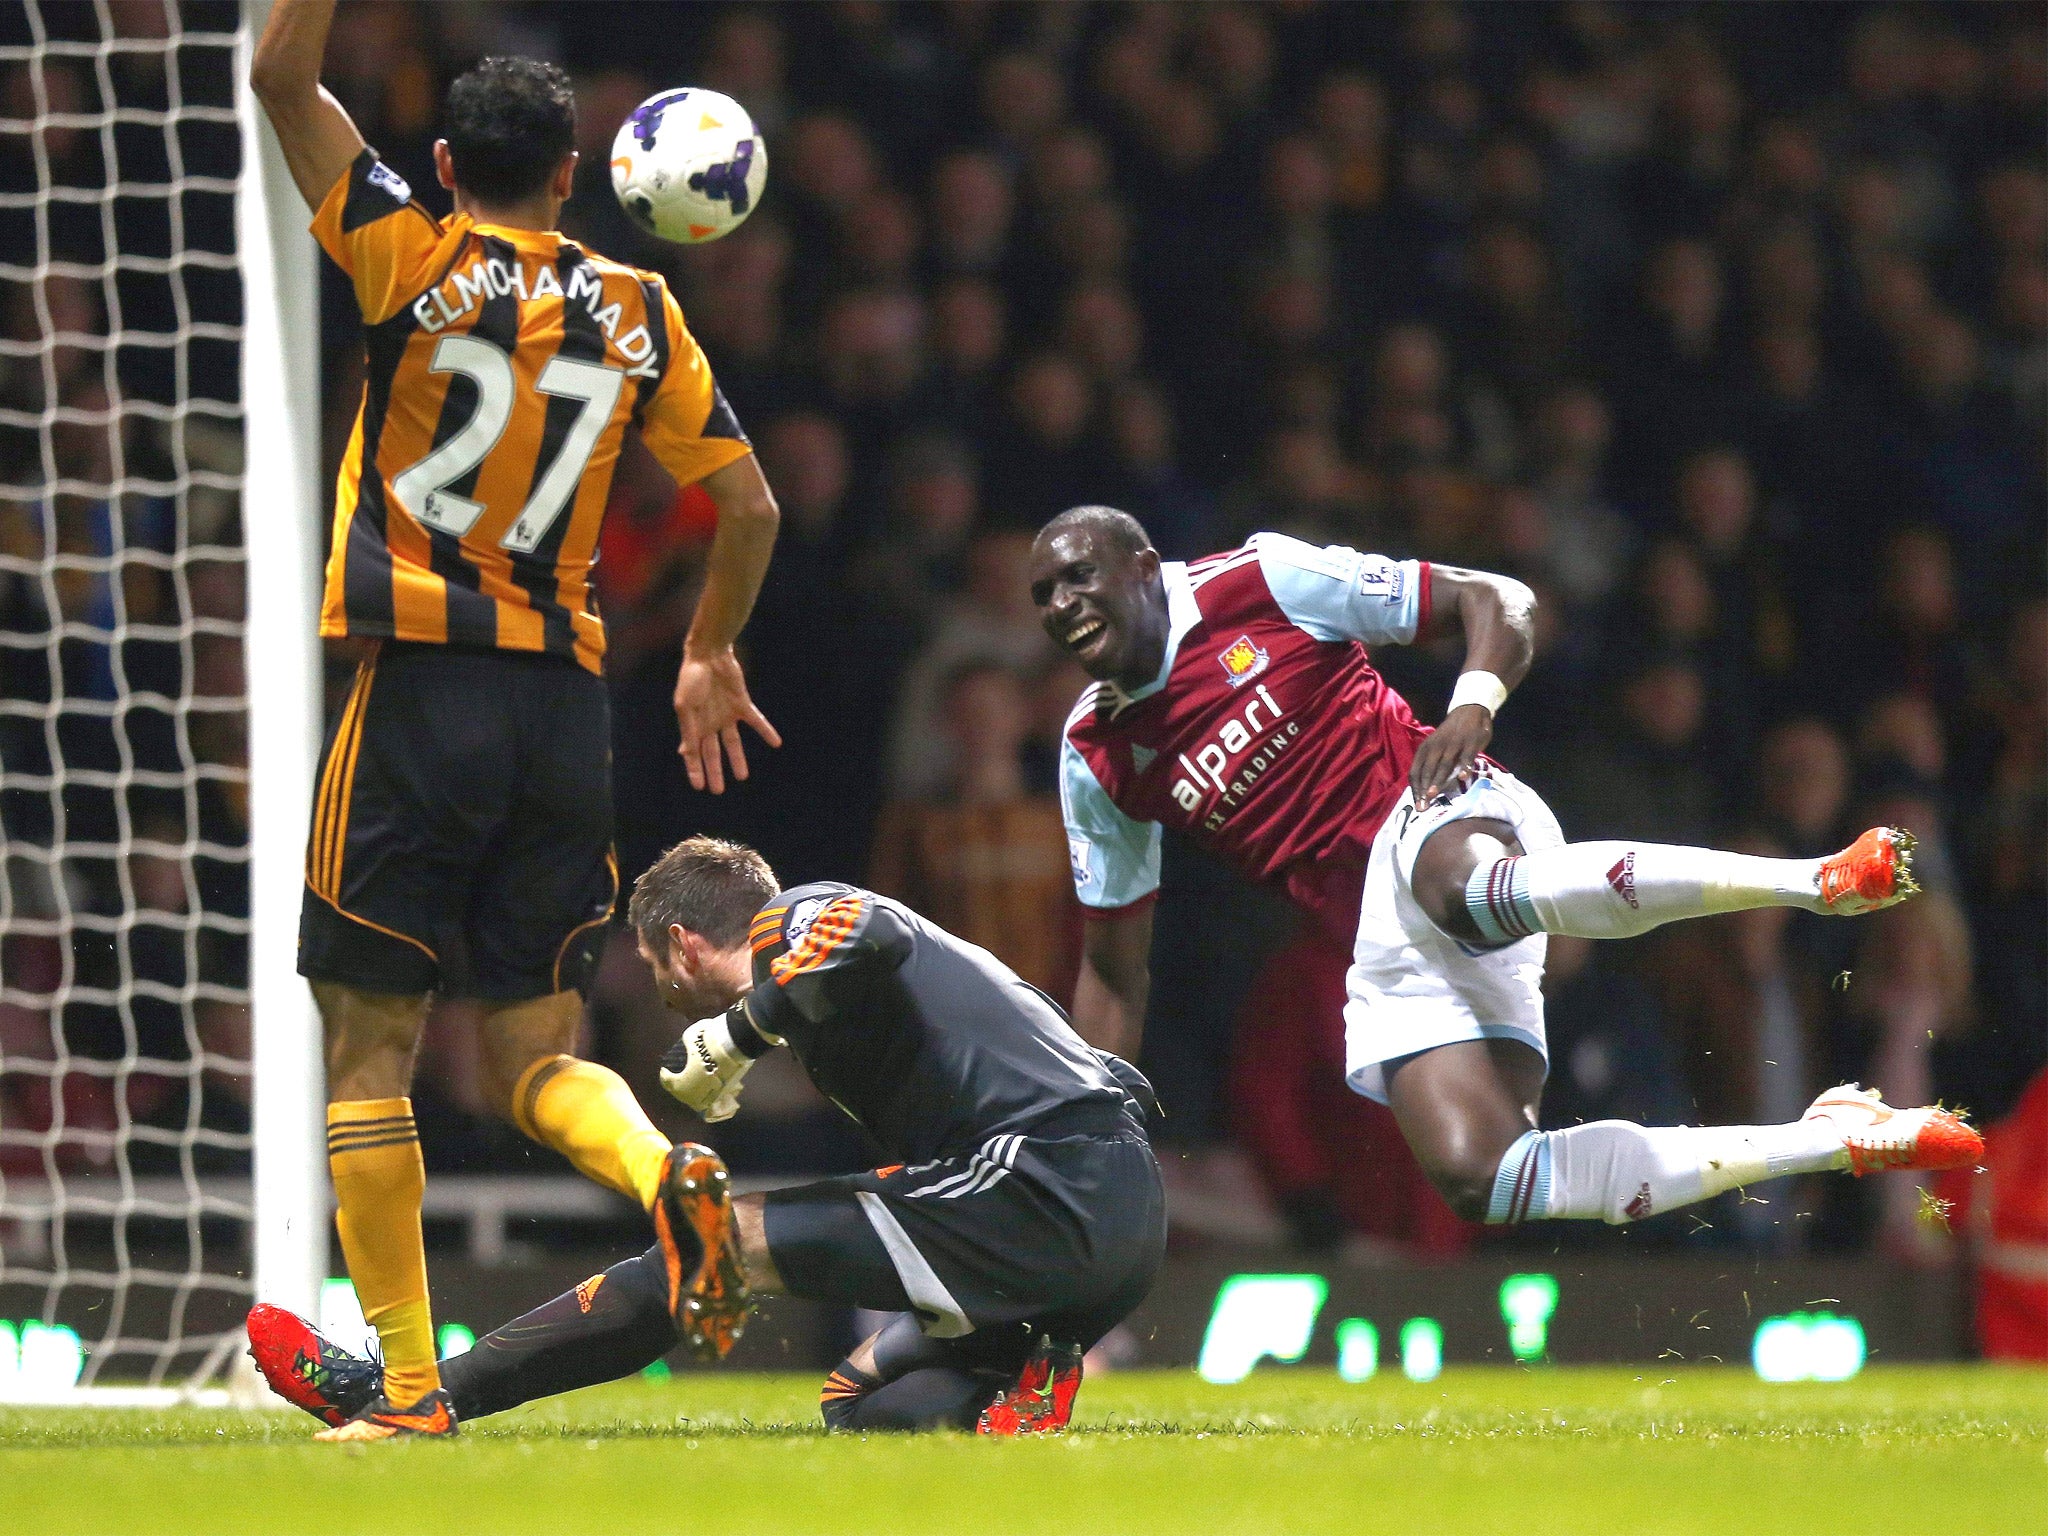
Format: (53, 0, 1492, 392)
(1060, 533, 1434, 925)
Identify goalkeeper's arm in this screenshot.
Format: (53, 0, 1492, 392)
(659, 1002, 783, 1123)
(251, 0, 367, 209)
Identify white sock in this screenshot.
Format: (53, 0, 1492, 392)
(1464, 842, 1823, 943)
(1486, 1119, 1850, 1225)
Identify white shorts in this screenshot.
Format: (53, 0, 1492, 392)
(1343, 766, 1565, 1104)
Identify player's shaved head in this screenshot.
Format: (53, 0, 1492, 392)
(630, 836, 778, 952)
(1030, 504, 1169, 688)
(1034, 505, 1153, 563)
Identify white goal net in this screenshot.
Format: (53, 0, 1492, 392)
(0, 0, 318, 1400)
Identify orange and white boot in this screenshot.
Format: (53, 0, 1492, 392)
(1803, 1085, 1983, 1176)
(1815, 827, 1919, 915)
(313, 1387, 457, 1442)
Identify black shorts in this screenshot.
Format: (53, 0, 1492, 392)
(761, 1127, 1165, 1349)
(297, 641, 616, 1001)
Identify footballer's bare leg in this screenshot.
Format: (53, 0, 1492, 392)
(317, 981, 428, 1099)
(480, 990, 673, 1211)
(733, 1193, 785, 1292)
(1384, 1037, 1544, 1221)
(1394, 821, 1980, 1227)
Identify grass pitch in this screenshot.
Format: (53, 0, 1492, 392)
(2, 1366, 2043, 1536)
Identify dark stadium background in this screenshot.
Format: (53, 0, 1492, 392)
(5, 2, 2043, 1363)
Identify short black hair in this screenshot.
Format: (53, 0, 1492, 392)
(627, 836, 779, 952)
(444, 56, 576, 205)
(1035, 504, 1153, 559)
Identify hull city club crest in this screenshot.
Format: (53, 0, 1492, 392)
(1217, 634, 1270, 687)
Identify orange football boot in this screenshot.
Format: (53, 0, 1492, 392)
(1803, 1085, 1984, 1176)
(654, 1142, 749, 1361)
(313, 1387, 457, 1442)
(1816, 827, 1919, 915)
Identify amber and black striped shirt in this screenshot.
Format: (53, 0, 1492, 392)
(313, 149, 752, 672)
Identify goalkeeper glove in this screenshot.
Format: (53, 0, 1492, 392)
(660, 1012, 754, 1123)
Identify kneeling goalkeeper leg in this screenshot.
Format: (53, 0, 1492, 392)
(440, 1245, 677, 1420)
(819, 1313, 1013, 1433)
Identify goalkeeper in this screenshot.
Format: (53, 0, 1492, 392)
(251, 838, 1164, 1435)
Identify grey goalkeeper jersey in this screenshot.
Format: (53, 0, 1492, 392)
(730, 882, 1147, 1165)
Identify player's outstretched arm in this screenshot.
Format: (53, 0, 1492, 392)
(1073, 906, 1153, 1060)
(249, 0, 366, 211)
(1408, 565, 1536, 805)
(674, 454, 782, 793)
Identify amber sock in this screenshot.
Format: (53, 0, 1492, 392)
(512, 1054, 672, 1210)
(326, 1098, 440, 1404)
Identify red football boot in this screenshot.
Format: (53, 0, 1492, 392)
(978, 1337, 1084, 1436)
(245, 1303, 382, 1427)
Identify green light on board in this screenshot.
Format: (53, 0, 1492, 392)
(437, 1323, 476, 1359)
(643, 1358, 671, 1381)
(1752, 1313, 1866, 1382)
(0, 1320, 84, 1394)
(1197, 1274, 1328, 1384)
(1400, 1317, 1443, 1382)
(1335, 1318, 1379, 1383)
(1499, 1272, 1559, 1362)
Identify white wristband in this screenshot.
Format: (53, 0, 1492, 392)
(1448, 670, 1508, 718)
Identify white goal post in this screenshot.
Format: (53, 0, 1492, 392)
(235, 0, 325, 1352)
(0, 0, 323, 1404)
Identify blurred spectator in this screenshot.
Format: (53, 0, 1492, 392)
(1674, 446, 1796, 698)
(857, 430, 981, 632)
(1101, 380, 1212, 560)
(1542, 934, 1695, 1137)
(1544, 656, 1718, 845)
(1937, 1067, 2048, 1361)
(927, 150, 1014, 279)
(870, 660, 1076, 996)
(701, 10, 790, 136)
(985, 351, 1098, 521)
(1756, 718, 1851, 857)
(1838, 886, 1978, 1259)
(1525, 384, 1633, 610)
(593, 437, 716, 675)
(885, 528, 1054, 798)
(1833, 526, 1981, 734)
(814, 287, 929, 450)
(1608, 240, 1737, 492)
(924, 276, 1007, 436)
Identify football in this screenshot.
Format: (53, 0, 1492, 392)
(609, 87, 766, 244)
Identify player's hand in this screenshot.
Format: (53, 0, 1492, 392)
(673, 645, 782, 794)
(1410, 703, 1493, 806)
(659, 1016, 754, 1122)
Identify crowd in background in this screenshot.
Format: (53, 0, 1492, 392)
(2, 3, 2042, 1270)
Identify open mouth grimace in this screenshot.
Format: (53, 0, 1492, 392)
(1064, 615, 1110, 661)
